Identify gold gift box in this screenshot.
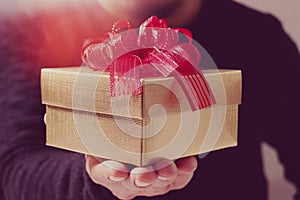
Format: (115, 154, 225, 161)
(41, 67, 242, 166)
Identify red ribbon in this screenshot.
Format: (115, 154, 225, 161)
(82, 16, 215, 111)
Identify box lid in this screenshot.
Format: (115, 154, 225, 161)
(41, 67, 241, 119)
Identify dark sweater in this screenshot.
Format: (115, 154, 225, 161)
(0, 0, 299, 199)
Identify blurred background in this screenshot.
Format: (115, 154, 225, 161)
(235, 0, 300, 49)
(235, 1, 299, 199)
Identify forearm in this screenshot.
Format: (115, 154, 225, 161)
(1, 144, 114, 200)
(0, 83, 114, 200)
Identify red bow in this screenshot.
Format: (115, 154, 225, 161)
(82, 16, 215, 111)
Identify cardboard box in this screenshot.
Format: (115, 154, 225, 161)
(41, 67, 242, 166)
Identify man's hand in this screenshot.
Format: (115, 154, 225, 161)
(85, 155, 198, 200)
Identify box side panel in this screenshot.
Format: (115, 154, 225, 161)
(205, 70, 242, 107)
(141, 105, 238, 166)
(46, 106, 88, 154)
(182, 104, 238, 155)
(46, 105, 142, 166)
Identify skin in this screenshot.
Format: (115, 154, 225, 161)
(84, 1, 203, 198)
(85, 155, 198, 199)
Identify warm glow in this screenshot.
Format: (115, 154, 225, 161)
(0, 0, 116, 67)
(0, 0, 84, 15)
(36, 1, 115, 67)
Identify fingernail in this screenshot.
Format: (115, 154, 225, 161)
(108, 176, 126, 182)
(134, 179, 151, 187)
(157, 176, 170, 181)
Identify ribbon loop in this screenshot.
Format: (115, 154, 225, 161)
(82, 16, 215, 111)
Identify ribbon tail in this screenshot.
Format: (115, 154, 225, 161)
(171, 65, 216, 111)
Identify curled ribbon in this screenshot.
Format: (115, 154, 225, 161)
(82, 16, 215, 111)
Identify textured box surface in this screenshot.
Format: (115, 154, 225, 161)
(41, 67, 242, 166)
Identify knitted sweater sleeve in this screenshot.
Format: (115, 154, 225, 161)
(0, 16, 117, 200)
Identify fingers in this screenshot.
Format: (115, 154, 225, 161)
(85, 155, 101, 175)
(86, 155, 129, 185)
(85, 156, 198, 199)
(102, 160, 129, 181)
(169, 156, 198, 190)
(129, 159, 178, 188)
(175, 156, 198, 174)
(154, 160, 177, 184)
(130, 166, 157, 188)
(85, 155, 106, 175)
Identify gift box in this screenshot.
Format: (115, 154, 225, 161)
(41, 66, 242, 166)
